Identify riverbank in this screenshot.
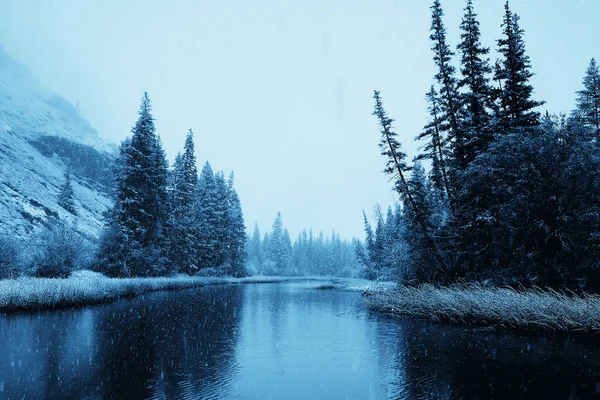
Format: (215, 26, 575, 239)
(365, 284, 600, 334)
(0, 271, 330, 313)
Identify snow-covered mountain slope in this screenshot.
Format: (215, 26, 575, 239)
(0, 47, 116, 239)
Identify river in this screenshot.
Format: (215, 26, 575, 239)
(1, 281, 599, 399)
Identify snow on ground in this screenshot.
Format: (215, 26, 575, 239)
(0, 46, 115, 153)
(329, 278, 397, 292)
(0, 272, 361, 313)
(366, 284, 600, 334)
(0, 46, 115, 240)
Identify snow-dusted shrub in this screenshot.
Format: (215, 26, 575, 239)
(0, 235, 22, 278)
(32, 224, 86, 278)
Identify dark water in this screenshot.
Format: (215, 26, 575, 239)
(1, 281, 600, 399)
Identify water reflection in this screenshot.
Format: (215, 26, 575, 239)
(375, 317, 600, 399)
(1, 282, 600, 399)
(0, 285, 243, 399)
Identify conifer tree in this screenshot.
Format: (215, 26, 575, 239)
(265, 212, 292, 275)
(213, 171, 231, 266)
(574, 58, 600, 140)
(373, 91, 410, 200)
(416, 86, 451, 196)
(457, 0, 494, 162)
(248, 222, 262, 273)
(261, 231, 272, 272)
(171, 129, 199, 274)
(358, 211, 378, 279)
(103, 92, 170, 276)
(225, 173, 247, 276)
(401, 162, 439, 282)
(195, 162, 219, 270)
(373, 90, 448, 276)
(282, 228, 293, 275)
(430, 0, 466, 171)
(373, 210, 387, 277)
(269, 212, 286, 274)
(374, 92, 428, 245)
(151, 134, 171, 274)
(58, 169, 76, 215)
(494, 2, 544, 131)
(307, 229, 315, 274)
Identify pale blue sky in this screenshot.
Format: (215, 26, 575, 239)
(0, 0, 598, 239)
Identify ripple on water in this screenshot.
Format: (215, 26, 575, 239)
(1, 282, 600, 399)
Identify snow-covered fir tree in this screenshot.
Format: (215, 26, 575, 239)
(266, 212, 290, 275)
(57, 169, 76, 215)
(247, 215, 361, 277)
(456, 0, 494, 163)
(170, 129, 199, 274)
(366, 0, 600, 292)
(416, 86, 451, 196)
(574, 58, 600, 140)
(98, 92, 170, 277)
(195, 162, 220, 270)
(494, 2, 544, 132)
(247, 222, 262, 274)
(225, 173, 247, 277)
(430, 0, 465, 172)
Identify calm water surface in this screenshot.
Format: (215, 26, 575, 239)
(1, 281, 600, 399)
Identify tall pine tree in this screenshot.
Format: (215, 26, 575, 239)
(494, 2, 544, 132)
(247, 222, 263, 273)
(225, 173, 247, 277)
(430, 0, 466, 171)
(268, 212, 290, 275)
(58, 169, 76, 215)
(574, 58, 600, 140)
(457, 0, 494, 162)
(171, 129, 199, 274)
(373, 90, 448, 274)
(195, 162, 219, 270)
(416, 86, 451, 196)
(100, 92, 170, 276)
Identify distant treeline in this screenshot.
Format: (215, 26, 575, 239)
(359, 0, 600, 291)
(1, 93, 362, 281)
(247, 212, 362, 277)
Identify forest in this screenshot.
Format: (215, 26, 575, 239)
(4, 1, 600, 398)
(358, 0, 600, 292)
(2, 0, 600, 295)
(0, 93, 360, 280)
(246, 213, 361, 277)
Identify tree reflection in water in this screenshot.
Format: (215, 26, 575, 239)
(1, 283, 600, 399)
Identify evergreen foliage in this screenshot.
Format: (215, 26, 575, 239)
(416, 86, 451, 195)
(247, 213, 362, 277)
(430, 0, 465, 171)
(247, 223, 263, 272)
(101, 92, 171, 276)
(96, 93, 247, 277)
(574, 58, 600, 140)
(494, 2, 544, 132)
(57, 169, 76, 215)
(456, 0, 494, 163)
(367, 0, 600, 293)
(225, 173, 248, 277)
(170, 129, 199, 274)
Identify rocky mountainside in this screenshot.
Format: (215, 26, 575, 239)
(0, 47, 117, 240)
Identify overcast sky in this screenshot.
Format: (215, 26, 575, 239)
(1, 0, 598, 240)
